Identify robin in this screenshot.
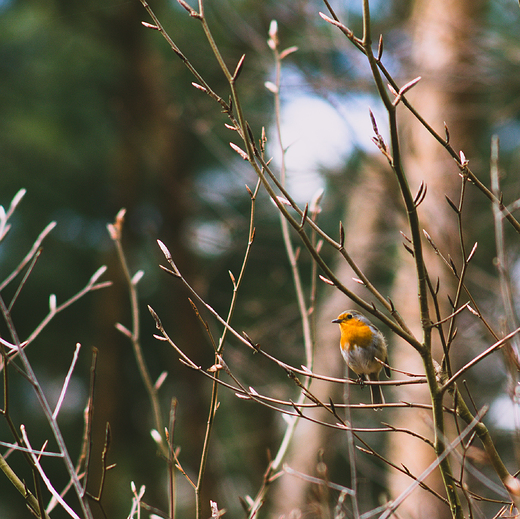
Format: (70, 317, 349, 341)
(332, 310, 390, 407)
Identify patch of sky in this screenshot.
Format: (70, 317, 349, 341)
(26, 372, 87, 419)
(492, 119, 520, 153)
(195, 165, 254, 200)
(268, 87, 387, 203)
(185, 219, 232, 257)
(489, 393, 520, 431)
(337, 0, 395, 22)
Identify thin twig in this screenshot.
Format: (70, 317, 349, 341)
(0, 292, 93, 518)
(379, 409, 487, 518)
(20, 426, 83, 519)
(9, 265, 111, 359)
(247, 22, 316, 518)
(0, 221, 56, 293)
(0, 452, 51, 519)
(320, 3, 520, 236)
(137, 0, 419, 351)
(53, 343, 82, 420)
(442, 326, 520, 391)
(108, 209, 166, 457)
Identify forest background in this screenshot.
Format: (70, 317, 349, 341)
(1, 0, 520, 518)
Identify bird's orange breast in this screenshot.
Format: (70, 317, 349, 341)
(339, 319, 373, 350)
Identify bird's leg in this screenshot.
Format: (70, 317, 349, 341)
(356, 374, 367, 389)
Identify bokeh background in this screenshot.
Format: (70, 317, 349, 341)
(1, 0, 520, 518)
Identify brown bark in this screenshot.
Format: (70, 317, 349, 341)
(388, 0, 485, 517)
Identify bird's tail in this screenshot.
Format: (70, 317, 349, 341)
(368, 376, 385, 410)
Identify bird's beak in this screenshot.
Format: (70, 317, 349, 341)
(331, 318, 341, 323)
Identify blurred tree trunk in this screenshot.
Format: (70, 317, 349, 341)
(270, 159, 399, 516)
(271, 0, 486, 516)
(82, 2, 215, 517)
(388, 0, 485, 517)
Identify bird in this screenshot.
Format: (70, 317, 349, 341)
(332, 310, 390, 408)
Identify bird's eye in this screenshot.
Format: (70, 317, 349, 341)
(346, 314, 353, 320)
